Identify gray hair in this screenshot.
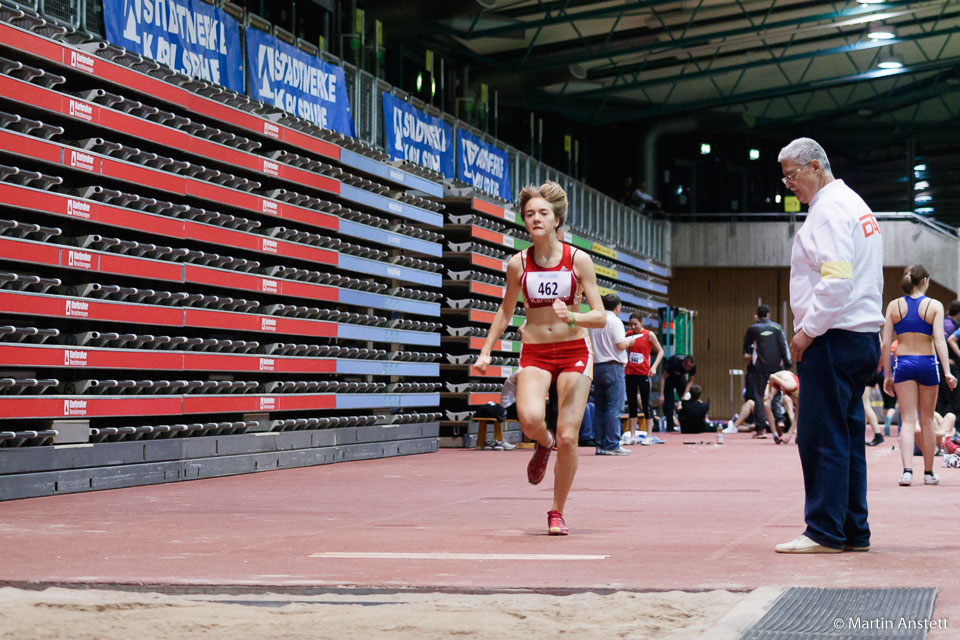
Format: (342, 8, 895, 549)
(777, 137, 832, 176)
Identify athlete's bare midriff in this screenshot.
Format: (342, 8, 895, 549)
(521, 304, 589, 344)
(895, 332, 935, 356)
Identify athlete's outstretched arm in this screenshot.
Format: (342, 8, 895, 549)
(475, 254, 524, 374)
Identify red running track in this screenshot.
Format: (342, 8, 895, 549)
(0, 432, 957, 636)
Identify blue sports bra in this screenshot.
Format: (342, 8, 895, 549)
(893, 295, 933, 336)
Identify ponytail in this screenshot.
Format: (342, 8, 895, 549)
(901, 264, 929, 294)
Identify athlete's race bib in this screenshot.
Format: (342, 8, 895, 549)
(526, 271, 572, 302)
(629, 352, 644, 365)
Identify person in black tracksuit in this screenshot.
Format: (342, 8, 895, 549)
(661, 354, 696, 430)
(743, 304, 792, 436)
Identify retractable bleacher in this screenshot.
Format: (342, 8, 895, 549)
(0, 7, 445, 500)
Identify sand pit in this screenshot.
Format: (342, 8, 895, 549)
(0, 585, 781, 640)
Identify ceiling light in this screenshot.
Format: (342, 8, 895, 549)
(914, 181, 929, 190)
(915, 195, 933, 204)
(569, 63, 588, 80)
(857, 0, 885, 4)
(914, 163, 927, 171)
(867, 22, 895, 39)
(878, 56, 903, 69)
(914, 207, 934, 215)
(833, 11, 902, 29)
(878, 47, 903, 69)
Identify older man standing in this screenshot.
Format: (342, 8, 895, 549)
(775, 138, 884, 554)
(589, 293, 633, 455)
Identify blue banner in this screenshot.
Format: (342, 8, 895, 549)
(104, 0, 243, 93)
(382, 92, 453, 178)
(458, 129, 511, 199)
(245, 29, 355, 137)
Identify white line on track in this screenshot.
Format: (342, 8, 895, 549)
(310, 552, 609, 561)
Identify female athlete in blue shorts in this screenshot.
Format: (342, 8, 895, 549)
(881, 265, 957, 486)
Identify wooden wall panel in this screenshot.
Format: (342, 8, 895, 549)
(883, 267, 955, 308)
(669, 265, 956, 419)
(669, 267, 790, 419)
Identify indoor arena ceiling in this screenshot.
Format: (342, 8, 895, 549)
(374, 0, 960, 130)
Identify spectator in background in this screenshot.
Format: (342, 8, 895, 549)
(908, 412, 958, 456)
(863, 364, 885, 447)
(678, 385, 710, 434)
(589, 293, 632, 455)
(945, 328, 960, 367)
(500, 371, 519, 421)
(629, 180, 662, 213)
(932, 411, 957, 453)
(939, 300, 960, 415)
(743, 304, 792, 438)
(941, 412, 960, 455)
(661, 354, 696, 431)
(624, 312, 664, 446)
(579, 387, 597, 448)
(944, 300, 960, 337)
(475, 369, 556, 453)
(620, 176, 636, 206)
(728, 395, 757, 433)
(475, 323, 540, 451)
(472, 371, 520, 451)
(863, 338, 900, 445)
(730, 364, 758, 432)
(743, 361, 756, 419)
(763, 370, 799, 444)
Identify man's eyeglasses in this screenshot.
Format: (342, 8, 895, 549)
(781, 162, 811, 186)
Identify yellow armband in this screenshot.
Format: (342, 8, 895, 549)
(820, 260, 853, 280)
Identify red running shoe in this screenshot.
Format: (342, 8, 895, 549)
(547, 510, 568, 535)
(944, 438, 958, 455)
(527, 433, 554, 485)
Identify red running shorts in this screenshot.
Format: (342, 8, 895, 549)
(519, 337, 593, 381)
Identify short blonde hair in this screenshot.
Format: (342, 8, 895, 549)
(518, 181, 568, 228)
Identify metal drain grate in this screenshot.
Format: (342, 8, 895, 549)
(740, 587, 939, 639)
